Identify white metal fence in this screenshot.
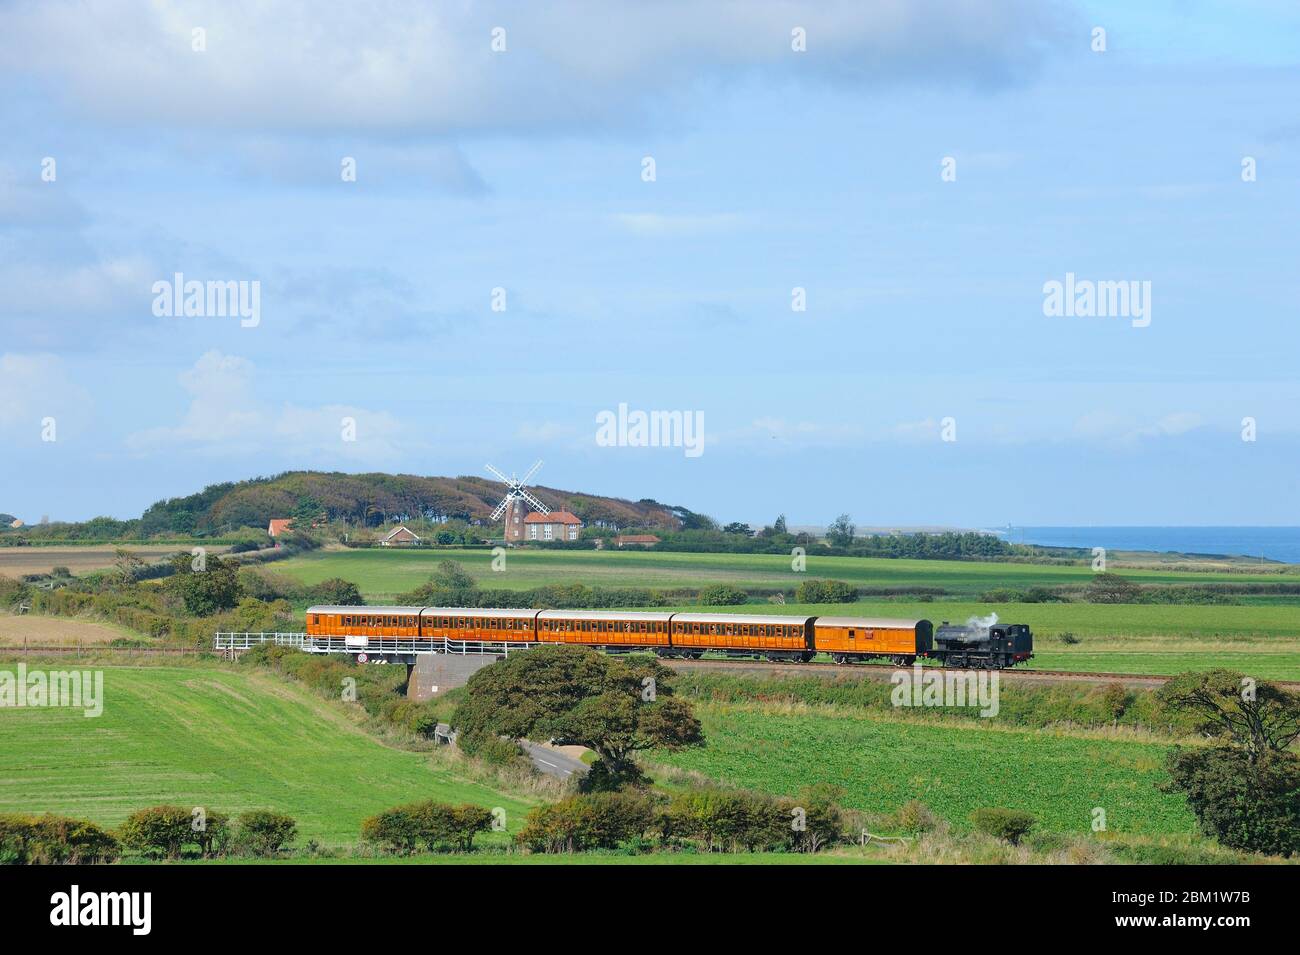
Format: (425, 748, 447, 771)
(213, 632, 534, 657)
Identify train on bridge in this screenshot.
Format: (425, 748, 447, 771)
(305, 606, 1034, 668)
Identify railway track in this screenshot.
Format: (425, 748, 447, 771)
(661, 657, 1300, 691)
(4, 644, 1297, 692)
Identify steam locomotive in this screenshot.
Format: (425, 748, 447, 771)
(932, 621, 1035, 669)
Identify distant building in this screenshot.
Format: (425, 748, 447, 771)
(379, 525, 421, 547)
(523, 510, 582, 542)
(615, 534, 660, 548)
(267, 518, 293, 538)
(8, 519, 23, 529)
(503, 498, 528, 543)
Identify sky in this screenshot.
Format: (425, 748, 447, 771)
(1, 0, 1298, 528)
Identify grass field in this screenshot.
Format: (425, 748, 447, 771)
(273, 548, 1297, 600)
(658, 702, 1197, 837)
(0, 663, 535, 847)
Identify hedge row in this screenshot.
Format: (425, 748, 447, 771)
(0, 806, 298, 864)
(516, 785, 845, 854)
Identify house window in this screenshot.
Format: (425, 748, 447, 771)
(543, 525, 553, 540)
(529, 525, 539, 540)
(567, 526, 578, 540)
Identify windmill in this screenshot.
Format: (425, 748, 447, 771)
(486, 460, 549, 540)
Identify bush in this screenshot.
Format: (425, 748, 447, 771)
(894, 800, 938, 834)
(969, 808, 1036, 845)
(306, 577, 365, 606)
(235, 810, 297, 857)
(516, 791, 659, 853)
(362, 801, 495, 854)
(457, 731, 526, 767)
(795, 579, 858, 604)
(697, 584, 748, 606)
(119, 804, 194, 859)
(1163, 747, 1300, 857)
(0, 813, 119, 864)
(1084, 572, 1140, 604)
(661, 789, 793, 852)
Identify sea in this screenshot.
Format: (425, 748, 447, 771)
(994, 527, 1300, 565)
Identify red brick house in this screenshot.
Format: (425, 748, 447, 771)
(523, 511, 582, 542)
(267, 518, 293, 538)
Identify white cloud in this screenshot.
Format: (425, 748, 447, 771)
(1071, 410, 1204, 445)
(127, 351, 405, 461)
(0, 1, 1071, 135)
(0, 353, 91, 439)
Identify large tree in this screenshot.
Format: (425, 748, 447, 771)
(1157, 668, 1300, 761)
(825, 513, 855, 547)
(1158, 670, 1300, 856)
(454, 645, 703, 788)
(167, 553, 242, 616)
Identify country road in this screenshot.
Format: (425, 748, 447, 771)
(520, 741, 589, 779)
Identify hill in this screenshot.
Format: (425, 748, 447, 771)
(138, 471, 688, 536)
(0, 663, 535, 846)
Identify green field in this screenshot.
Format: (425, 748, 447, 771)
(270, 549, 1300, 678)
(658, 703, 1197, 837)
(0, 663, 534, 847)
(274, 548, 1297, 600)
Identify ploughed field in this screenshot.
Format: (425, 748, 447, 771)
(0, 663, 534, 847)
(0, 546, 223, 578)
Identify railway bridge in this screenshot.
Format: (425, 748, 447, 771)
(213, 631, 533, 699)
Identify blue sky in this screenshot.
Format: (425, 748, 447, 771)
(1, 0, 1298, 527)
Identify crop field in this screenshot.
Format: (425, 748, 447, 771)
(658, 703, 1197, 837)
(0, 546, 217, 579)
(0, 663, 535, 847)
(272, 548, 1296, 600)
(0, 612, 138, 647)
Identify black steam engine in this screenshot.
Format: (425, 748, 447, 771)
(932, 622, 1034, 669)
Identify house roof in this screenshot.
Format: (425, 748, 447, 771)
(523, 510, 581, 524)
(381, 525, 421, 541)
(267, 519, 293, 535)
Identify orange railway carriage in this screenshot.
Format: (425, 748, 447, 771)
(669, 612, 814, 661)
(419, 607, 539, 642)
(536, 610, 673, 648)
(812, 616, 932, 665)
(307, 605, 421, 639)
